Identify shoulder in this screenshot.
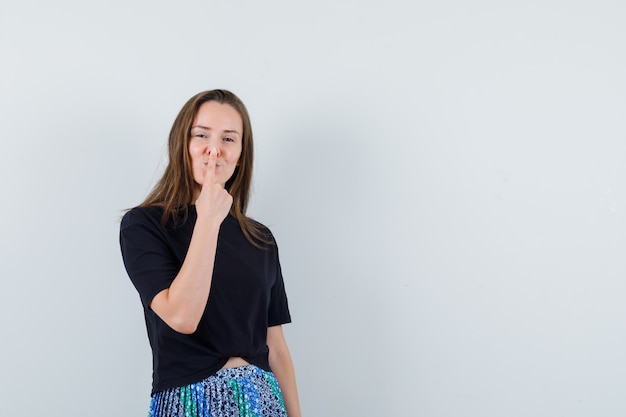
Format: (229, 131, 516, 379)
(226, 215, 278, 249)
(120, 205, 164, 230)
(248, 217, 271, 233)
(248, 217, 278, 244)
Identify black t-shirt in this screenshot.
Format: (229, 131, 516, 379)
(119, 206, 291, 394)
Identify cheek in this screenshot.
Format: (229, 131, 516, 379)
(232, 146, 243, 164)
(188, 151, 203, 180)
(189, 144, 201, 159)
(192, 164, 204, 183)
(190, 149, 205, 169)
(225, 149, 242, 165)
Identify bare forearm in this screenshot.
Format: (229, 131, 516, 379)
(270, 347, 302, 417)
(267, 326, 301, 416)
(151, 217, 221, 333)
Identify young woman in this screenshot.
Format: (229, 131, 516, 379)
(120, 89, 301, 417)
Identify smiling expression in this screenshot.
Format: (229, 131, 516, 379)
(188, 101, 243, 198)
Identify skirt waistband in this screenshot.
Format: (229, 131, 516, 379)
(149, 365, 286, 417)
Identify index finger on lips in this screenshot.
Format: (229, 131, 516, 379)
(203, 148, 218, 185)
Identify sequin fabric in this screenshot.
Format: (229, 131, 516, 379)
(148, 365, 287, 417)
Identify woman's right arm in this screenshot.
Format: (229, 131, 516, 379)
(150, 150, 231, 334)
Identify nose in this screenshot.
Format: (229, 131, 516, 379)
(204, 146, 220, 157)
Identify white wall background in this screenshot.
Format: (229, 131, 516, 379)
(1, 1, 625, 415)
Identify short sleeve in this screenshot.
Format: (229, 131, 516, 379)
(267, 246, 292, 327)
(119, 208, 179, 308)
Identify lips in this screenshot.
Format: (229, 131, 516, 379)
(201, 158, 220, 167)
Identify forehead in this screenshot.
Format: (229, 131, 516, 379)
(192, 101, 243, 131)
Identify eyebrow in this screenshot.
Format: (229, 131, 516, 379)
(191, 125, 241, 135)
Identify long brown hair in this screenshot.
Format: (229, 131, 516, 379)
(140, 89, 271, 247)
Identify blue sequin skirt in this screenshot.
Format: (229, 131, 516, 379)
(148, 365, 287, 417)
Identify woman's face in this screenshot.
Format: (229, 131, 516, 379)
(189, 101, 243, 195)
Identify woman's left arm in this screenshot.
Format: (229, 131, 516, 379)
(267, 325, 302, 417)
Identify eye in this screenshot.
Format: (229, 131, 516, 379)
(194, 133, 208, 139)
(223, 136, 235, 142)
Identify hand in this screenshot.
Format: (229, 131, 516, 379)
(195, 147, 233, 224)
